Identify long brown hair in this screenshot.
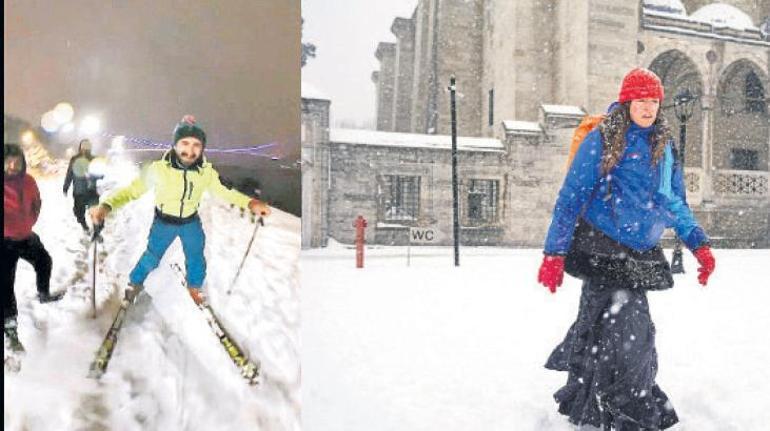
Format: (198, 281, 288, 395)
(596, 102, 672, 175)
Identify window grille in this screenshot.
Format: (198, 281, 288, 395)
(382, 175, 420, 221)
(746, 71, 766, 114)
(466, 179, 498, 225)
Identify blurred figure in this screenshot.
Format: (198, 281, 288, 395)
(63, 139, 100, 232)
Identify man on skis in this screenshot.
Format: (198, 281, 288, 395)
(3, 143, 65, 345)
(89, 115, 271, 305)
(63, 139, 100, 233)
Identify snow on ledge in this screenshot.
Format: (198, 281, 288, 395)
(301, 81, 329, 100)
(329, 128, 505, 152)
(643, 0, 686, 15)
(502, 120, 542, 134)
(541, 104, 585, 117)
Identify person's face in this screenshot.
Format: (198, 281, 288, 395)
(629, 98, 660, 128)
(174, 137, 203, 166)
(4, 156, 23, 176)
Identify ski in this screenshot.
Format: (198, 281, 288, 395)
(87, 296, 132, 379)
(198, 302, 261, 385)
(170, 263, 261, 385)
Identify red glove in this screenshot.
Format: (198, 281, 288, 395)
(693, 246, 715, 286)
(537, 255, 565, 293)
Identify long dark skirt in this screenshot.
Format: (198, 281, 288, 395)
(545, 280, 679, 430)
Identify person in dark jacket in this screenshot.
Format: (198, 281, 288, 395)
(537, 68, 716, 430)
(3, 143, 64, 333)
(63, 139, 100, 232)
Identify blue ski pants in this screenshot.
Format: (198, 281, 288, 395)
(129, 215, 206, 288)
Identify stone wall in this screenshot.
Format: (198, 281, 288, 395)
(375, 42, 396, 131)
(410, 0, 435, 134)
(301, 97, 331, 248)
(392, 17, 416, 133)
(432, 0, 484, 137)
(326, 142, 510, 245)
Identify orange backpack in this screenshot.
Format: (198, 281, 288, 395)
(565, 114, 605, 170)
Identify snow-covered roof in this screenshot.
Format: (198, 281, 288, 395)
(540, 104, 585, 117)
(642, 0, 686, 15)
(329, 128, 505, 152)
(690, 3, 757, 31)
(502, 120, 543, 135)
(301, 81, 329, 100)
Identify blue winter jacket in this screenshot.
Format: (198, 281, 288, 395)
(543, 122, 709, 255)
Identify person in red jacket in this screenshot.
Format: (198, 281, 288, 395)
(3, 143, 63, 333)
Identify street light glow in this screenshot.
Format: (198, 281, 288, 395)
(80, 115, 101, 135)
(53, 102, 74, 124)
(41, 111, 60, 132)
(21, 130, 35, 145)
(60, 122, 75, 133)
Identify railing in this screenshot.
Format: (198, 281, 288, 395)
(713, 170, 769, 198)
(682, 168, 770, 204)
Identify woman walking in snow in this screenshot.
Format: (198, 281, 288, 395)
(89, 115, 271, 305)
(537, 68, 716, 430)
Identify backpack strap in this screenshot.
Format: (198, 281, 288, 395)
(566, 114, 605, 170)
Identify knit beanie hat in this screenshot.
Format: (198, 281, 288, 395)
(618, 68, 664, 103)
(173, 115, 206, 147)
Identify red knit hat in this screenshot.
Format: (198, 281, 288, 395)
(618, 68, 664, 103)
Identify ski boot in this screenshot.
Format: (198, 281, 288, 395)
(4, 317, 24, 352)
(124, 283, 144, 304)
(38, 290, 66, 303)
(188, 287, 206, 306)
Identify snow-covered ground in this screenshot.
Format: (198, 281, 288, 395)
(4, 162, 300, 431)
(302, 242, 770, 430)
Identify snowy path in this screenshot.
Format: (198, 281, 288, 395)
(5, 169, 300, 431)
(302, 243, 770, 431)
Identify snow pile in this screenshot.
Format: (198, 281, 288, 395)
(4, 161, 300, 430)
(690, 3, 758, 31)
(302, 246, 770, 430)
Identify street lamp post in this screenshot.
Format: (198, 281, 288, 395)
(449, 76, 460, 267)
(670, 87, 697, 274)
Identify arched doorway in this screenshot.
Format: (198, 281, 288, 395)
(714, 59, 769, 172)
(648, 49, 705, 169)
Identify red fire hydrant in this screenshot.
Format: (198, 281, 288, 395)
(353, 215, 368, 268)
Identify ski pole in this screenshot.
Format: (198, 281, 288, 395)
(91, 223, 104, 318)
(227, 216, 264, 295)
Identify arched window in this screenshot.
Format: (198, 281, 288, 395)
(746, 71, 766, 114)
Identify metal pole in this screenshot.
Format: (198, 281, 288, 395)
(449, 76, 460, 266)
(92, 240, 97, 317)
(670, 121, 686, 274)
(91, 223, 104, 318)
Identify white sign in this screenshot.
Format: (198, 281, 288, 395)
(409, 227, 439, 244)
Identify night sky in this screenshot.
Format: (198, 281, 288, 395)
(4, 0, 299, 160)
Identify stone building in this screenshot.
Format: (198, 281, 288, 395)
(302, 0, 770, 249)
